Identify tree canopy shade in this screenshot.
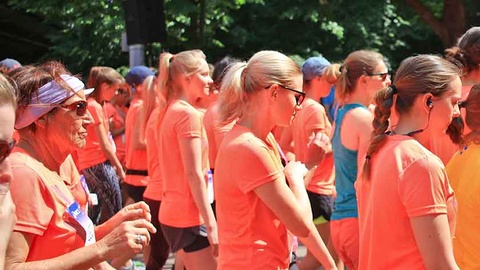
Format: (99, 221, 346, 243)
(5, 0, 480, 74)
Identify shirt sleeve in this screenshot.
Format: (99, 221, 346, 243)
(10, 165, 54, 235)
(234, 138, 283, 194)
(399, 156, 450, 217)
(175, 106, 202, 139)
(305, 103, 326, 132)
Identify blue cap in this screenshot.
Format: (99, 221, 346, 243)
(0, 58, 22, 70)
(125, 66, 154, 86)
(302, 56, 331, 81)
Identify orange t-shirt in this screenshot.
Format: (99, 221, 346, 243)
(158, 100, 209, 227)
(215, 125, 291, 269)
(60, 154, 88, 212)
(77, 98, 109, 171)
(104, 102, 128, 165)
(291, 98, 335, 195)
(143, 106, 163, 201)
(356, 135, 456, 270)
(446, 144, 480, 269)
(124, 98, 149, 186)
(10, 149, 93, 261)
(203, 102, 236, 169)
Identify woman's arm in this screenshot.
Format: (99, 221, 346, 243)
(178, 136, 218, 256)
(94, 121, 125, 181)
(254, 161, 336, 269)
(410, 214, 459, 270)
(6, 219, 156, 270)
(131, 107, 146, 151)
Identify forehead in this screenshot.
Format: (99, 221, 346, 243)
(445, 76, 462, 98)
(373, 61, 388, 73)
(63, 90, 87, 104)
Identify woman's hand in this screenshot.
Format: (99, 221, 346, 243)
(305, 132, 330, 170)
(0, 189, 16, 252)
(96, 219, 157, 261)
(284, 161, 308, 188)
(206, 224, 219, 257)
(115, 166, 126, 182)
(96, 202, 152, 240)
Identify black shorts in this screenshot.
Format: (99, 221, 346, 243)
(307, 191, 333, 224)
(160, 223, 210, 253)
(123, 182, 146, 203)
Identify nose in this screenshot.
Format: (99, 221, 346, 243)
(384, 75, 392, 87)
(453, 103, 461, 118)
(83, 110, 94, 126)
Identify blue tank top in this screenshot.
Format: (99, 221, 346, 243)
(331, 103, 367, 220)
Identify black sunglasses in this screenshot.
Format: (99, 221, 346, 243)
(59, 100, 88, 117)
(265, 84, 306, 106)
(367, 72, 390, 81)
(0, 139, 16, 164)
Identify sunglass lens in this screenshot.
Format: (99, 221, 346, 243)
(76, 101, 88, 116)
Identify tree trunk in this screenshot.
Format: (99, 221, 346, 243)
(405, 0, 465, 47)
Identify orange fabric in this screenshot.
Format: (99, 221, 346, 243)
(60, 154, 88, 212)
(143, 106, 163, 201)
(356, 135, 456, 270)
(291, 98, 335, 195)
(104, 102, 127, 165)
(9, 149, 90, 261)
(158, 100, 209, 227)
(124, 98, 149, 186)
(203, 102, 236, 169)
(215, 125, 291, 269)
(330, 218, 359, 270)
(446, 144, 480, 269)
(76, 98, 108, 171)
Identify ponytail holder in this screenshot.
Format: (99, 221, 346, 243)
(390, 85, 398, 95)
(365, 155, 371, 160)
(339, 65, 344, 74)
(169, 54, 176, 63)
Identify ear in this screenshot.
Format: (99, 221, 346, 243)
(421, 93, 434, 111)
(265, 84, 278, 102)
(34, 116, 48, 130)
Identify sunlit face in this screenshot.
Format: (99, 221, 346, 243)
(46, 90, 92, 152)
(274, 75, 304, 127)
(189, 59, 213, 99)
(430, 76, 462, 135)
(364, 61, 391, 100)
(0, 104, 15, 188)
(101, 82, 122, 102)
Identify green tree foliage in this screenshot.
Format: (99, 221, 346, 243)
(8, 0, 127, 75)
(7, 0, 477, 74)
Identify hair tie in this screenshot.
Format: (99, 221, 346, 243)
(169, 54, 176, 63)
(339, 65, 344, 74)
(390, 85, 398, 95)
(365, 155, 371, 160)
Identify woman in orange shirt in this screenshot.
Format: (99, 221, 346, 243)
(291, 56, 341, 269)
(429, 26, 480, 164)
(157, 50, 217, 270)
(104, 84, 130, 166)
(77, 66, 126, 224)
(214, 50, 336, 269)
(357, 55, 461, 270)
(445, 85, 480, 269)
(6, 61, 156, 269)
